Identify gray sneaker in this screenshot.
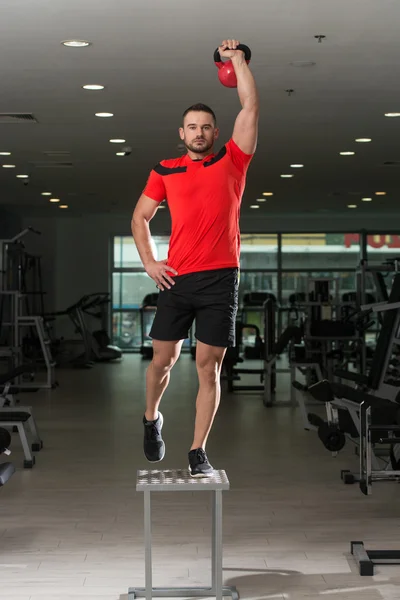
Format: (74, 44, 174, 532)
(143, 412, 165, 462)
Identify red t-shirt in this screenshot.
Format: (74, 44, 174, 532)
(142, 138, 253, 275)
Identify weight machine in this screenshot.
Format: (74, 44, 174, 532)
(0, 228, 57, 389)
(140, 293, 159, 359)
(222, 295, 299, 406)
(296, 273, 400, 494)
(0, 426, 14, 486)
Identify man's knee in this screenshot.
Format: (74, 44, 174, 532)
(151, 341, 181, 372)
(197, 363, 219, 385)
(152, 354, 176, 373)
(196, 345, 226, 384)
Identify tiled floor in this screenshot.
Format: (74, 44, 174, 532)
(1, 354, 400, 600)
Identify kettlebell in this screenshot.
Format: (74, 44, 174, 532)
(213, 44, 252, 88)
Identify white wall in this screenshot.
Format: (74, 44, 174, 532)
(19, 215, 118, 312)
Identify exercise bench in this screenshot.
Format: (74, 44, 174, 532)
(0, 365, 43, 468)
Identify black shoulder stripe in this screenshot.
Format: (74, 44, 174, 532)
(154, 163, 187, 176)
(203, 146, 227, 167)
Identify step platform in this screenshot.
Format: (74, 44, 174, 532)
(129, 468, 238, 600)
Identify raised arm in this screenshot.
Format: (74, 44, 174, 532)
(218, 39, 259, 155)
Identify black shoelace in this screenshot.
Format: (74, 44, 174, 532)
(147, 423, 160, 441)
(195, 449, 208, 463)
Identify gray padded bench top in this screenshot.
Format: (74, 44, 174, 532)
(0, 463, 15, 486)
(0, 412, 30, 422)
(136, 469, 230, 491)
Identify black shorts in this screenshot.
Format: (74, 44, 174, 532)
(150, 268, 239, 347)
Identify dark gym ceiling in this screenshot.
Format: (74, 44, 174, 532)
(0, 0, 399, 218)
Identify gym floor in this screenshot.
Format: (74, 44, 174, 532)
(1, 355, 400, 600)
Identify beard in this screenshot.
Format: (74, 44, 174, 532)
(184, 137, 214, 154)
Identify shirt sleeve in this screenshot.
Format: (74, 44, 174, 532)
(142, 166, 166, 203)
(225, 138, 254, 174)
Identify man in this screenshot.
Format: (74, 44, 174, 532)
(131, 39, 259, 477)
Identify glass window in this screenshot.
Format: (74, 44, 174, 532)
(281, 271, 357, 305)
(112, 311, 142, 350)
(114, 236, 169, 268)
(112, 232, 397, 352)
(282, 233, 361, 269)
(365, 234, 400, 263)
(240, 234, 278, 269)
(112, 272, 155, 309)
(238, 271, 278, 306)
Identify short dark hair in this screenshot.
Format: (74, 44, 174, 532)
(182, 103, 217, 126)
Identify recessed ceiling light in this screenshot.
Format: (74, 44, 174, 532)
(385, 113, 400, 118)
(281, 174, 294, 178)
(362, 197, 372, 202)
(256, 198, 267, 202)
(290, 164, 304, 168)
(250, 205, 260, 209)
(41, 192, 52, 196)
(59, 204, 69, 209)
(83, 84, 105, 90)
(2, 164, 16, 168)
(347, 204, 357, 208)
(16, 174, 29, 179)
(109, 139, 126, 143)
(0, 152, 11, 156)
(116, 152, 125, 156)
(340, 151, 355, 156)
(355, 138, 371, 143)
(290, 61, 316, 67)
(50, 198, 60, 203)
(95, 112, 114, 118)
(62, 40, 91, 48)
(262, 192, 274, 196)
(375, 191, 387, 196)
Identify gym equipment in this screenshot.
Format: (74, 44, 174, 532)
(46, 293, 122, 367)
(0, 227, 41, 296)
(0, 463, 14, 486)
(0, 426, 15, 486)
(0, 365, 43, 468)
(45, 299, 94, 368)
(350, 541, 400, 576)
(0, 427, 11, 454)
(0, 364, 39, 405)
(213, 44, 251, 88)
(300, 273, 400, 494)
(0, 290, 56, 389)
(0, 227, 56, 389)
(129, 469, 238, 600)
(239, 292, 276, 357)
(223, 297, 297, 406)
(79, 293, 122, 361)
(140, 293, 158, 359)
(0, 410, 41, 468)
(357, 256, 400, 306)
(289, 277, 370, 395)
(317, 421, 346, 452)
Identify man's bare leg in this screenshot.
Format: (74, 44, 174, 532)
(191, 340, 226, 450)
(145, 339, 183, 421)
(143, 339, 183, 462)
